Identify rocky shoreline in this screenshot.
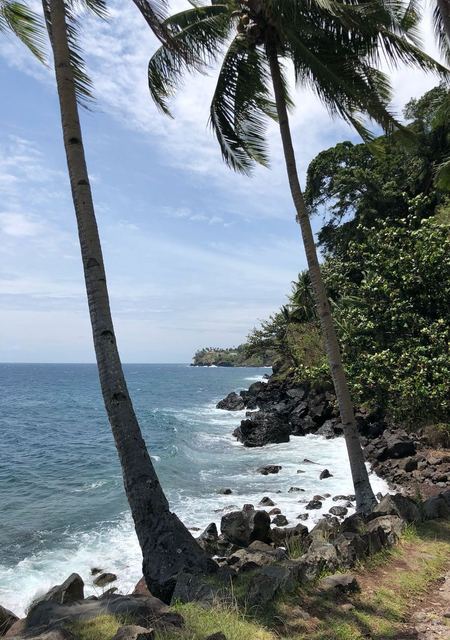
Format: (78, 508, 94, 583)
(216, 372, 450, 500)
(1, 373, 448, 640)
(2, 489, 450, 640)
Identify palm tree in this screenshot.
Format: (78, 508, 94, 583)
(9, 0, 209, 602)
(146, 0, 447, 514)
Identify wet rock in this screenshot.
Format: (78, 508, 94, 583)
(197, 523, 219, 555)
(318, 573, 360, 595)
(329, 506, 348, 518)
(316, 420, 342, 439)
(306, 499, 322, 510)
(0, 606, 18, 636)
(216, 392, 245, 411)
(93, 573, 117, 588)
(268, 507, 281, 515)
(297, 513, 309, 521)
(220, 507, 271, 546)
(256, 465, 282, 475)
(234, 410, 290, 447)
(111, 626, 155, 640)
(319, 469, 333, 479)
(288, 487, 305, 493)
(217, 488, 232, 495)
(32, 574, 84, 607)
(90, 568, 102, 576)
(271, 514, 288, 527)
(259, 497, 275, 506)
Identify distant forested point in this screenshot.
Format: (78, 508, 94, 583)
(191, 345, 273, 367)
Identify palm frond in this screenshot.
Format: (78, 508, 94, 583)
(210, 36, 275, 173)
(131, 0, 172, 45)
(0, 0, 46, 61)
(148, 5, 231, 114)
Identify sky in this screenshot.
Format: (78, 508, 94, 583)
(0, 2, 443, 363)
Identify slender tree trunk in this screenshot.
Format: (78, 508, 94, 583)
(45, 0, 212, 602)
(267, 42, 377, 515)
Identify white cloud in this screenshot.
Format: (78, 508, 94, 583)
(0, 212, 45, 237)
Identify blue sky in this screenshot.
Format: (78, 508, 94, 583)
(0, 2, 441, 362)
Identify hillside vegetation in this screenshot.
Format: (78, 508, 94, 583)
(246, 85, 450, 430)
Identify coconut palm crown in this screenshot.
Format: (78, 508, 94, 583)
(148, 0, 447, 175)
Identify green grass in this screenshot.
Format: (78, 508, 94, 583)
(70, 615, 122, 640)
(156, 602, 275, 640)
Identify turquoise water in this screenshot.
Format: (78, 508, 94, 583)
(0, 363, 386, 614)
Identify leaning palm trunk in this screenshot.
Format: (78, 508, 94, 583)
(46, 0, 211, 601)
(267, 44, 377, 515)
(437, 0, 450, 43)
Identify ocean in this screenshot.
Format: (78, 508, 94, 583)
(0, 363, 387, 615)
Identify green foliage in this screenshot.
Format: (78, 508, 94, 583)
(326, 215, 450, 425)
(305, 84, 450, 257)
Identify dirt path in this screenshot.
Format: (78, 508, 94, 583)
(408, 568, 450, 639)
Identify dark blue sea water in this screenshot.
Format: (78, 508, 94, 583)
(0, 363, 386, 614)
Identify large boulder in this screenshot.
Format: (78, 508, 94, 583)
(234, 410, 290, 447)
(422, 495, 450, 520)
(31, 574, 84, 608)
(298, 543, 339, 581)
(0, 606, 18, 636)
(246, 564, 297, 607)
(216, 392, 245, 411)
(372, 493, 421, 523)
(220, 507, 271, 547)
(365, 515, 405, 545)
(334, 533, 368, 567)
(384, 430, 416, 459)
